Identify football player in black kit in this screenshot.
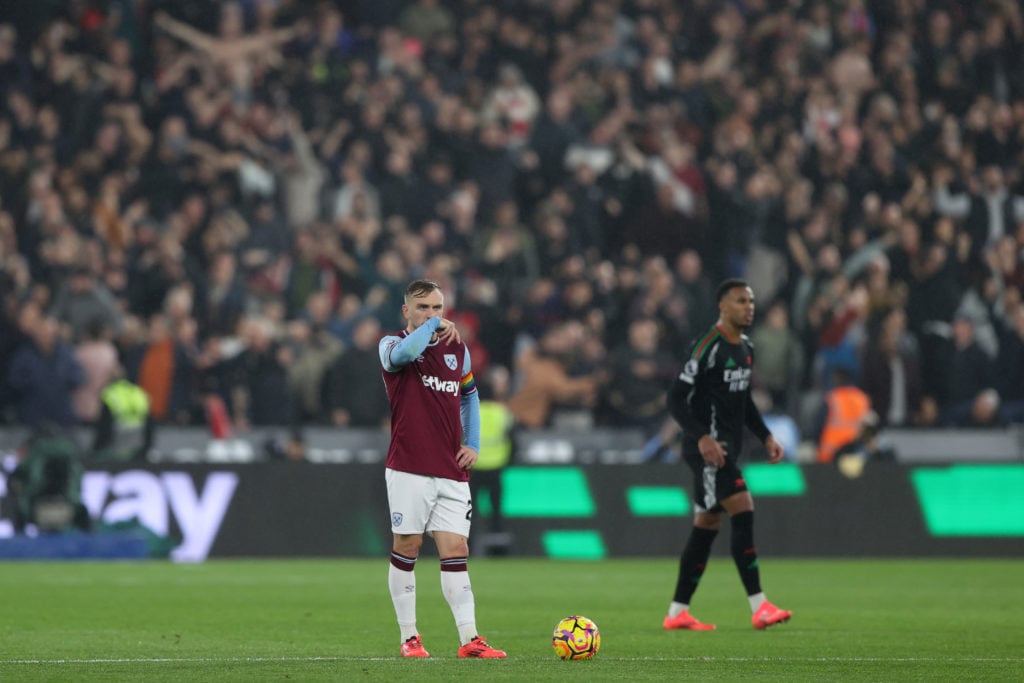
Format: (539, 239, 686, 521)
(662, 278, 793, 631)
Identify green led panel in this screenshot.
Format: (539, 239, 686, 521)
(356, 511, 385, 555)
(502, 467, 595, 517)
(542, 530, 606, 559)
(743, 463, 806, 495)
(911, 465, 1024, 536)
(477, 495, 493, 517)
(627, 486, 689, 516)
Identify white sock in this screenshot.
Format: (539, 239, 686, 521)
(440, 569, 477, 645)
(748, 592, 767, 612)
(668, 601, 689, 618)
(388, 563, 418, 642)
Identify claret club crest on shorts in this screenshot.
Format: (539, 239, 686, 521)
(392, 512, 403, 527)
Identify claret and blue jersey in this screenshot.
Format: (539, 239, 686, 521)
(379, 317, 480, 482)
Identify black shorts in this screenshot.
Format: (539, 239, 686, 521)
(683, 452, 748, 513)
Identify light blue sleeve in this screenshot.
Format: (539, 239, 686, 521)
(379, 318, 441, 371)
(459, 346, 480, 451)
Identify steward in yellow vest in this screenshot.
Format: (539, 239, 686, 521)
(476, 400, 514, 471)
(93, 377, 154, 461)
(470, 367, 516, 555)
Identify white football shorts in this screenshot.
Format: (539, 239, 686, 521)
(386, 468, 472, 537)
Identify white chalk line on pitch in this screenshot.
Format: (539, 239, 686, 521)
(2, 656, 1023, 665)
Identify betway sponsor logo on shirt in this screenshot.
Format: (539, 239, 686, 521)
(422, 375, 460, 395)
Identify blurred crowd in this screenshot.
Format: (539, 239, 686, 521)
(1, 0, 1023, 458)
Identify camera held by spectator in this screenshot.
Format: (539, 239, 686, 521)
(6, 423, 92, 533)
(834, 411, 898, 479)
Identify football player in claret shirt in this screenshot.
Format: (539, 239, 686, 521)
(662, 278, 793, 631)
(378, 279, 506, 659)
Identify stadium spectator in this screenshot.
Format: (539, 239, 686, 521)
(49, 264, 123, 343)
(279, 110, 326, 231)
(628, 256, 692, 361)
(332, 158, 380, 224)
(447, 308, 491, 380)
(326, 315, 389, 429)
(230, 316, 292, 432)
(72, 320, 119, 425)
(0, 0, 1022, 445)
(398, 0, 455, 47)
(284, 317, 343, 426)
(197, 250, 247, 339)
(995, 300, 1024, 424)
(939, 312, 996, 426)
(507, 320, 600, 430)
(462, 121, 521, 224)
(600, 316, 676, 434)
(749, 299, 804, 416)
(151, 5, 304, 112)
(481, 62, 541, 149)
(473, 199, 539, 307)
(861, 306, 925, 428)
(674, 249, 717, 344)
(7, 306, 84, 429)
(460, 274, 515, 371)
(966, 388, 1004, 428)
(526, 86, 584, 193)
(933, 163, 1024, 253)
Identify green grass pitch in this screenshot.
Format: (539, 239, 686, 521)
(0, 558, 1021, 681)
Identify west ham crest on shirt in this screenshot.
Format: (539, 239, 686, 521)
(444, 353, 458, 370)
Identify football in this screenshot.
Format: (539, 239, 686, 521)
(552, 615, 601, 660)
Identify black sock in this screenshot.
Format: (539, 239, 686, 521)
(673, 526, 718, 604)
(730, 511, 762, 596)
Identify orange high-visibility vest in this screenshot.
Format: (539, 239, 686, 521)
(817, 386, 871, 463)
